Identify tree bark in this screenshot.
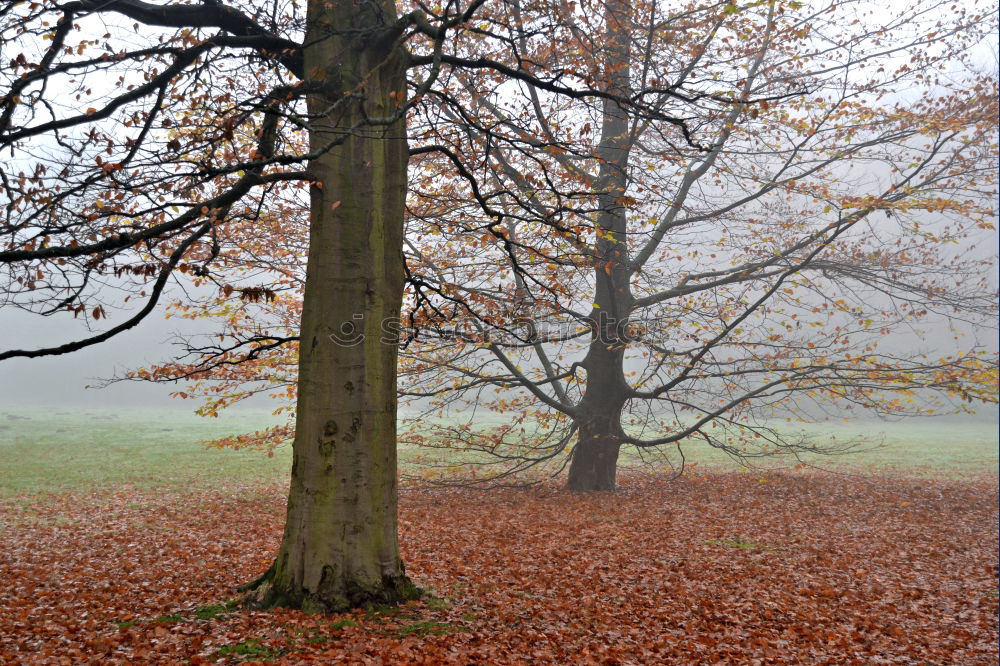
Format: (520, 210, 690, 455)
(243, 0, 416, 612)
(567, 403, 626, 491)
(566, 0, 633, 492)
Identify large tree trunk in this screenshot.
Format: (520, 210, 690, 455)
(567, 303, 630, 491)
(566, 0, 634, 492)
(567, 397, 626, 491)
(243, 0, 416, 613)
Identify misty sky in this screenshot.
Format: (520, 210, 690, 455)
(2, 293, 997, 423)
(1, 305, 213, 408)
(1, 2, 996, 419)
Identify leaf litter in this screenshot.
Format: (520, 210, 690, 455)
(0, 472, 996, 664)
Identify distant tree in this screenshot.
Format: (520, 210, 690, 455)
(399, 0, 1000, 491)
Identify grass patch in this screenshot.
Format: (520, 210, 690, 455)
(364, 602, 404, 619)
(390, 620, 471, 638)
(405, 414, 999, 480)
(291, 627, 330, 645)
(425, 596, 452, 611)
(193, 604, 229, 621)
(361, 601, 472, 638)
(289, 618, 356, 647)
(113, 600, 239, 629)
(0, 408, 289, 497)
(155, 613, 184, 624)
(292, 617, 358, 644)
(328, 617, 357, 631)
(213, 638, 280, 660)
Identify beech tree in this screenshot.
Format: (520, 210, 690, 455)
(397, 0, 1000, 490)
(0, 0, 424, 611)
(0, 0, 729, 609)
(117, 0, 998, 493)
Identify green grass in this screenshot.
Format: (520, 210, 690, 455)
(108, 599, 239, 632)
(289, 618, 356, 645)
(193, 603, 233, 621)
(0, 407, 290, 497)
(400, 410, 998, 479)
(213, 638, 280, 660)
(0, 407, 995, 498)
(155, 613, 185, 624)
(390, 620, 471, 638)
(640, 419, 999, 478)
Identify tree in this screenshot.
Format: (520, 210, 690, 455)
(0, 0, 420, 611)
(1, 0, 725, 609)
(400, 0, 1000, 490)
(124, 0, 998, 492)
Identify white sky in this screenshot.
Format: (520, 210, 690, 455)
(0, 0, 996, 418)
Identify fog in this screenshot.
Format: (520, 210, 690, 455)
(0, 2, 995, 423)
(2, 297, 996, 424)
(1, 305, 207, 408)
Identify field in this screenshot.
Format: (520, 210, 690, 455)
(1, 408, 996, 497)
(0, 408, 997, 663)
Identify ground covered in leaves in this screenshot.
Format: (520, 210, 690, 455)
(1, 472, 996, 664)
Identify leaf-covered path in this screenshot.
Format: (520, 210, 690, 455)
(1, 472, 996, 664)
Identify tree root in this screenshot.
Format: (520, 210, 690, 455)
(237, 561, 421, 613)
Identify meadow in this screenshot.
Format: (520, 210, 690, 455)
(0, 407, 996, 663)
(0, 407, 995, 497)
